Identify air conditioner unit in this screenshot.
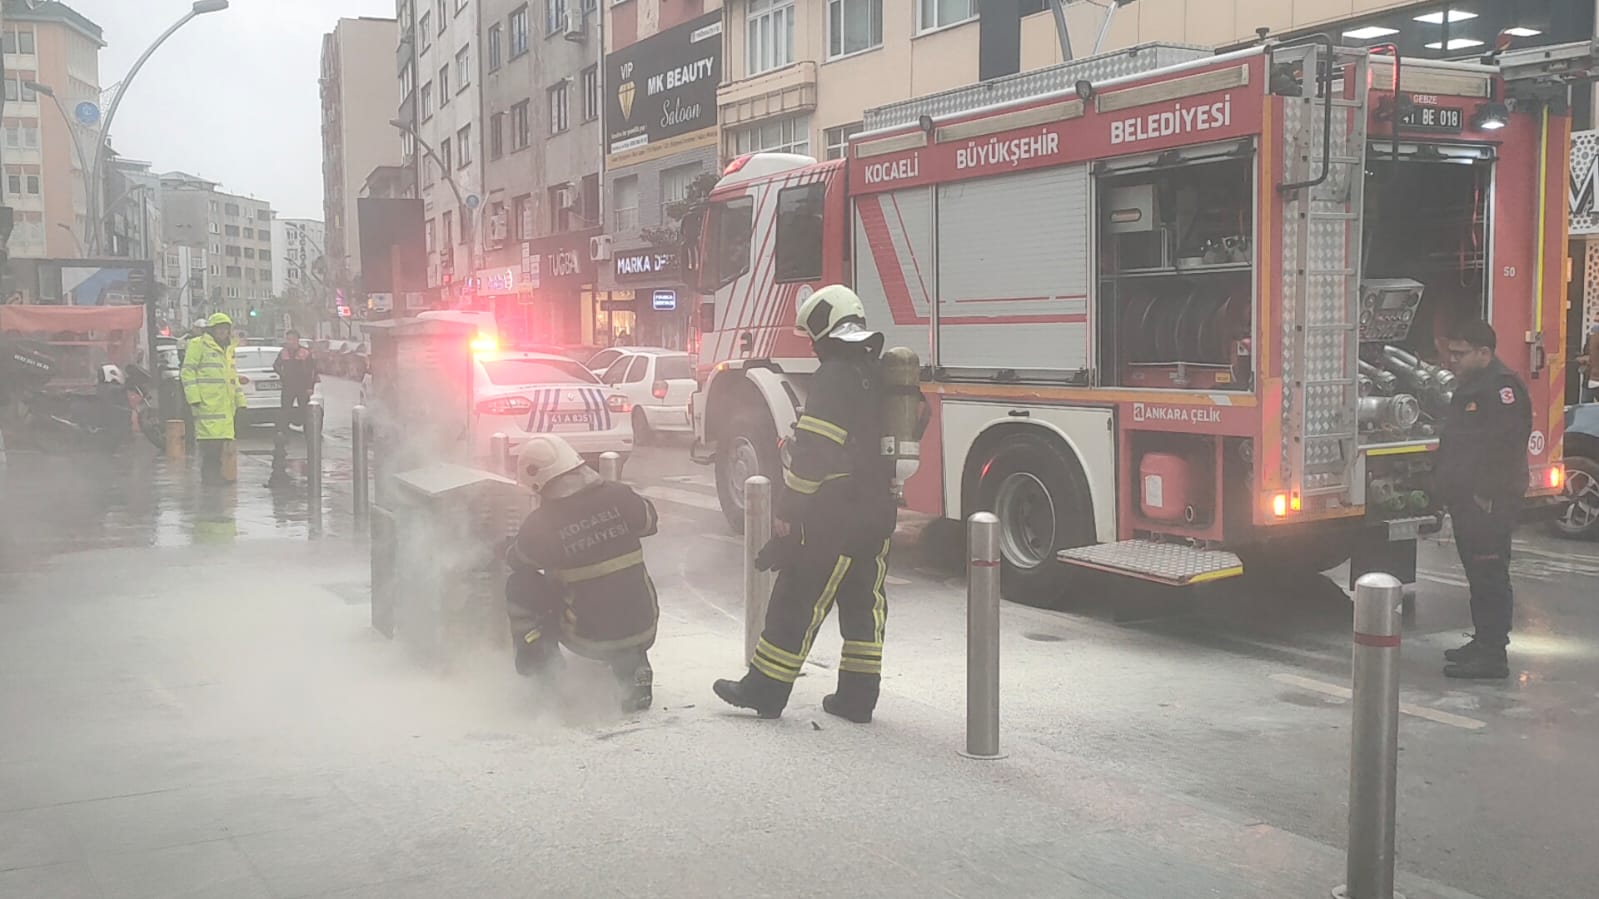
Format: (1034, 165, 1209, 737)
(555, 185, 576, 209)
(489, 214, 508, 247)
(590, 234, 612, 262)
(563, 9, 585, 41)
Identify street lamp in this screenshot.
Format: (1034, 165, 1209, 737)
(388, 118, 475, 301)
(87, 0, 230, 255)
(25, 81, 94, 251)
(55, 223, 84, 255)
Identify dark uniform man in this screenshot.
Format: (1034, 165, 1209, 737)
(272, 331, 318, 433)
(506, 435, 660, 711)
(1436, 319, 1530, 679)
(714, 285, 897, 723)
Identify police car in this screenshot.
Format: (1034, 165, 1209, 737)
(472, 349, 634, 472)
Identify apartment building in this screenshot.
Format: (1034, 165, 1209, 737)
(0, 0, 102, 259)
(321, 16, 403, 306)
(271, 217, 326, 300)
(159, 171, 274, 322)
(476, 0, 604, 345)
(715, 0, 1588, 167)
(597, 1, 722, 349)
(160, 243, 208, 329)
(104, 156, 162, 262)
(409, 0, 484, 305)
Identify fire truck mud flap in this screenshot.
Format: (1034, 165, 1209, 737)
(1056, 540, 1244, 587)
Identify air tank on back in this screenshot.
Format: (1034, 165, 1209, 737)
(879, 346, 928, 498)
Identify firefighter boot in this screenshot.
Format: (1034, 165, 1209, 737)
(822, 671, 879, 724)
(613, 652, 653, 713)
(514, 634, 564, 678)
(712, 669, 791, 719)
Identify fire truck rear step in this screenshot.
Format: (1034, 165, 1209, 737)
(1057, 541, 1243, 587)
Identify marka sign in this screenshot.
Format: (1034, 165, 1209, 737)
(614, 251, 678, 282)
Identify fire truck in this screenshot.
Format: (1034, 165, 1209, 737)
(687, 38, 1598, 600)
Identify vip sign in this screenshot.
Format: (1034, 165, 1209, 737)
(606, 11, 722, 161)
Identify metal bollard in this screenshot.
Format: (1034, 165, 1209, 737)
(490, 432, 510, 478)
(962, 512, 1004, 760)
(598, 451, 621, 482)
(352, 405, 370, 532)
(742, 476, 774, 666)
(306, 399, 324, 537)
(1334, 573, 1406, 899)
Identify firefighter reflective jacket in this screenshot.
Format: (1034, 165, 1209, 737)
(508, 480, 660, 657)
(778, 345, 896, 549)
(181, 334, 246, 441)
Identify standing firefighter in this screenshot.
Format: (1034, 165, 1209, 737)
(714, 285, 897, 723)
(1437, 319, 1530, 680)
(506, 435, 660, 712)
(181, 313, 246, 486)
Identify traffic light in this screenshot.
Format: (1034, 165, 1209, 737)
(248, 307, 258, 319)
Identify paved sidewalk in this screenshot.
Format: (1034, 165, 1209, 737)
(0, 524, 1489, 899)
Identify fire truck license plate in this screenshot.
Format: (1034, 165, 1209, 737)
(1400, 103, 1463, 133)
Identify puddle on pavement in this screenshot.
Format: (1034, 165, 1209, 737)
(0, 444, 347, 572)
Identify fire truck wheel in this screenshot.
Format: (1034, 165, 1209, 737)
(1550, 455, 1599, 540)
(715, 406, 779, 534)
(971, 431, 1095, 605)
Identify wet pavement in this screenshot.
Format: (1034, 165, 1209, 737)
(1, 384, 1595, 897)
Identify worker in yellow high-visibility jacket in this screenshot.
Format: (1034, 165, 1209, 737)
(181, 313, 246, 486)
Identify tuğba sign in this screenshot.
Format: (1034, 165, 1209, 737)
(606, 12, 722, 163)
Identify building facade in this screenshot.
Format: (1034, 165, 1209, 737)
(408, 0, 484, 305)
(321, 16, 403, 309)
(0, 0, 102, 259)
(160, 243, 208, 330)
(104, 156, 162, 263)
(270, 217, 326, 301)
(598, 1, 722, 349)
(159, 171, 273, 323)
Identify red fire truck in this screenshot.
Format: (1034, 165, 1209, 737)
(688, 38, 1597, 599)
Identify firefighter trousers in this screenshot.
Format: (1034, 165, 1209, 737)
(1450, 498, 1514, 650)
(505, 567, 653, 693)
(749, 536, 891, 691)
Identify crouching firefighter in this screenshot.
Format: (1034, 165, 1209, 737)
(505, 435, 661, 712)
(714, 285, 899, 723)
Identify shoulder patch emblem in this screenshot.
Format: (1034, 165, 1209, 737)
(1499, 387, 1516, 405)
(1465, 402, 1478, 412)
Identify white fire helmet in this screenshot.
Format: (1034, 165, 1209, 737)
(98, 364, 125, 386)
(517, 435, 585, 492)
(794, 284, 876, 343)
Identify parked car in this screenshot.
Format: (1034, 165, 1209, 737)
(1553, 402, 1599, 540)
(597, 349, 694, 443)
(470, 350, 634, 472)
(231, 345, 285, 428)
(585, 345, 666, 376)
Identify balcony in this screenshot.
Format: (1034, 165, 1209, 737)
(717, 60, 817, 130)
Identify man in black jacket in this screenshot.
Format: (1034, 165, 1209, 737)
(713, 285, 897, 723)
(1436, 319, 1530, 679)
(272, 331, 318, 433)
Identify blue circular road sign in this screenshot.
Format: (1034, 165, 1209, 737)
(466, 194, 481, 210)
(74, 102, 100, 126)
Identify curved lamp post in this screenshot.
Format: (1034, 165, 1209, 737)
(87, 0, 230, 255)
(24, 81, 94, 251)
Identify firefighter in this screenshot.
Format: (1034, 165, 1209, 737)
(505, 435, 660, 712)
(1436, 319, 1530, 680)
(181, 313, 246, 487)
(713, 285, 897, 723)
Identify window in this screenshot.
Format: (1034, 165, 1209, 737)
(423, 153, 437, 188)
(456, 45, 471, 91)
(828, 0, 881, 58)
(258, 210, 271, 221)
(705, 197, 755, 289)
(660, 162, 701, 220)
(400, 60, 415, 98)
(209, 200, 219, 212)
(419, 12, 431, 49)
(546, 0, 567, 36)
(442, 210, 453, 248)
(243, 227, 255, 238)
(2, 29, 35, 54)
(548, 185, 569, 232)
(512, 100, 531, 149)
(918, 0, 974, 32)
(244, 247, 256, 259)
(613, 175, 639, 231)
(581, 66, 599, 122)
(426, 218, 436, 253)
(548, 82, 569, 134)
(487, 23, 502, 71)
(824, 122, 862, 160)
(210, 264, 220, 276)
(510, 6, 530, 56)
(490, 112, 505, 159)
(747, 0, 795, 75)
(420, 82, 433, 119)
(226, 202, 241, 216)
(226, 245, 241, 257)
(440, 137, 452, 173)
(439, 65, 450, 104)
(211, 240, 221, 254)
(581, 174, 599, 226)
(208, 222, 220, 234)
(775, 183, 824, 282)
(260, 250, 272, 261)
(225, 224, 240, 237)
(514, 194, 533, 240)
(457, 125, 472, 168)
(734, 114, 811, 156)
(437, 0, 448, 32)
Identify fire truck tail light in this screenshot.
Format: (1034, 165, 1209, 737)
(1549, 464, 1564, 490)
(607, 394, 632, 414)
(478, 396, 533, 415)
(1271, 493, 1289, 518)
(470, 336, 498, 354)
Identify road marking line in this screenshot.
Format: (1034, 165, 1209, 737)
(665, 474, 717, 489)
(639, 486, 722, 512)
(886, 575, 911, 586)
(1270, 673, 1486, 730)
(1417, 569, 1471, 589)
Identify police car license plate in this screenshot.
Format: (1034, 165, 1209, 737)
(257, 381, 281, 392)
(547, 411, 593, 426)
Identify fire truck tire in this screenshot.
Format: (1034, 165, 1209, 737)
(715, 406, 779, 534)
(970, 431, 1095, 605)
(1549, 454, 1599, 540)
